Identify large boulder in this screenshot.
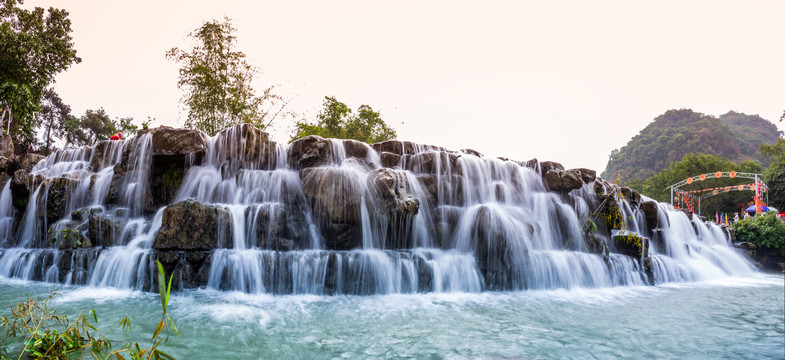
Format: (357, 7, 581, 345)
(213, 124, 276, 171)
(640, 201, 659, 229)
(368, 168, 419, 216)
(143, 126, 209, 207)
(249, 203, 311, 251)
(153, 200, 233, 251)
(574, 168, 597, 183)
(301, 167, 364, 223)
(612, 233, 649, 259)
(18, 153, 44, 173)
(402, 151, 460, 175)
(89, 141, 124, 171)
(620, 187, 641, 206)
(543, 169, 583, 193)
(88, 209, 128, 247)
(0, 134, 13, 159)
(539, 161, 564, 174)
(288, 135, 334, 169)
(41, 175, 84, 222)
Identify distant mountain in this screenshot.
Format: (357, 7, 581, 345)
(602, 109, 781, 182)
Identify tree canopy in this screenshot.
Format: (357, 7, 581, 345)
(167, 17, 284, 136)
(760, 138, 785, 209)
(290, 96, 397, 144)
(640, 153, 762, 214)
(0, 0, 81, 149)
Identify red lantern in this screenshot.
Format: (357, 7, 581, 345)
(715, 171, 722, 178)
(686, 177, 693, 184)
(699, 174, 706, 181)
(729, 171, 736, 178)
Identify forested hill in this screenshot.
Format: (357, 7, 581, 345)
(602, 109, 781, 182)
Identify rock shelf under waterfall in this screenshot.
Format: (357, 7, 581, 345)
(0, 124, 755, 294)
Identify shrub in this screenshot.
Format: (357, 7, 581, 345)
(733, 213, 785, 255)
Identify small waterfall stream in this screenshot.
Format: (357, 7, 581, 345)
(0, 125, 756, 295)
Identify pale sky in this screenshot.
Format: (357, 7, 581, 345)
(24, 0, 785, 173)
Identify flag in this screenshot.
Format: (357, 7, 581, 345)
(715, 212, 719, 223)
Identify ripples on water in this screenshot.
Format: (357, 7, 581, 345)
(1, 275, 782, 359)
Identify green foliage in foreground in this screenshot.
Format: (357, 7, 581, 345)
(0, 261, 177, 360)
(733, 213, 785, 255)
(291, 96, 397, 144)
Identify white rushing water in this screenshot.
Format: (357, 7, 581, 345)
(0, 125, 759, 296)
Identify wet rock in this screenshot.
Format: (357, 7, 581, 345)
(10, 170, 34, 211)
(42, 176, 82, 222)
(325, 222, 361, 250)
(289, 135, 334, 169)
(0, 156, 12, 175)
(214, 124, 276, 171)
(89, 141, 124, 171)
(539, 161, 564, 174)
(154, 251, 213, 289)
(640, 201, 659, 229)
(142, 126, 209, 157)
(372, 140, 415, 155)
(405, 151, 455, 175)
(250, 204, 310, 251)
(153, 200, 233, 251)
(574, 168, 597, 183)
(561, 169, 584, 191)
(301, 167, 363, 223)
(18, 153, 44, 173)
(543, 169, 583, 193)
(88, 210, 128, 247)
(343, 139, 370, 161)
(612, 233, 649, 258)
(56, 228, 92, 250)
(461, 148, 483, 157)
(380, 152, 401, 168)
(0, 134, 13, 159)
(543, 170, 563, 191)
(620, 187, 641, 206)
(368, 168, 419, 216)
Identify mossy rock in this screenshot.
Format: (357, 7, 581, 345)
(613, 233, 649, 258)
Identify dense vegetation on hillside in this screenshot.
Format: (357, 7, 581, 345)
(602, 109, 781, 184)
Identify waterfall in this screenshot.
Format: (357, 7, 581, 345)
(0, 125, 758, 295)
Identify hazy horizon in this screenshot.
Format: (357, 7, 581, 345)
(23, 0, 785, 173)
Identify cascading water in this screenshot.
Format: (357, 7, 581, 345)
(0, 124, 758, 295)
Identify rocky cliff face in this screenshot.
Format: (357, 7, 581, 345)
(0, 125, 750, 294)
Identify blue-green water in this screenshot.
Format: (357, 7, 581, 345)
(1, 275, 783, 359)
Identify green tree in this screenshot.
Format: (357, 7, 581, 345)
(291, 96, 397, 143)
(167, 17, 283, 136)
(760, 138, 785, 209)
(62, 108, 137, 147)
(38, 88, 71, 155)
(641, 153, 762, 213)
(733, 212, 785, 255)
(62, 115, 88, 147)
(1, 0, 81, 149)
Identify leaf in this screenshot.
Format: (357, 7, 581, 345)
(152, 321, 164, 341)
(157, 261, 167, 313)
(91, 309, 98, 323)
(115, 352, 126, 360)
(167, 316, 178, 337)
